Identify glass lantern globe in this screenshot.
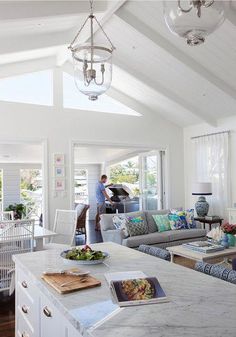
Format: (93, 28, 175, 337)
(163, 0, 225, 46)
(72, 44, 112, 101)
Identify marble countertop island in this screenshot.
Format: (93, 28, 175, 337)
(14, 242, 236, 337)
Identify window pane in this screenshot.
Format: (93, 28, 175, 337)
(109, 157, 140, 197)
(20, 169, 42, 224)
(0, 70, 53, 106)
(74, 169, 88, 204)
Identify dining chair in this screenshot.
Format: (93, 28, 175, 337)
(75, 204, 89, 243)
(0, 219, 35, 295)
(47, 209, 77, 247)
(0, 211, 14, 222)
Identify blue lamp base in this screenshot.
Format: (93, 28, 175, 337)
(195, 196, 209, 217)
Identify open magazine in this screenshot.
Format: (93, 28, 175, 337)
(105, 271, 168, 307)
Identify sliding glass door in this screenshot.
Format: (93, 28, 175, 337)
(139, 151, 166, 211)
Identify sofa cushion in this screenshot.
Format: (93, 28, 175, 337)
(122, 232, 170, 248)
(112, 214, 129, 237)
(167, 228, 207, 242)
(152, 214, 171, 232)
(100, 214, 116, 231)
(126, 215, 148, 237)
(145, 210, 170, 233)
(168, 213, 187, 230)
(185, 209, 196, 229)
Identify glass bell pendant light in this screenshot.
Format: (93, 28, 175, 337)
(69, 0, 115, 100)
(163, 0, 225, 46)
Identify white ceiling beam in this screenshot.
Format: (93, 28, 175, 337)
(224, 1, 236, 26)
(0, 31, 71, 55)
(115, 7, 236, 102)
(0, 1, 106, 21)
(113, 57, 217, 126)
(0, 56, 56, 79)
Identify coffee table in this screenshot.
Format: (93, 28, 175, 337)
(167, 245, 236, 263)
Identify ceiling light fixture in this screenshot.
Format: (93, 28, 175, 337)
(68, 0, 115, 100)
(163, 0, 225, 46)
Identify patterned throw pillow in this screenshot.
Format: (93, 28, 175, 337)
(185, 209, 196, 229)
(126, 216, 148, 237)
(152, 214, 171, 232)
(168, 213, 187, 230)
(112, 215, 129, 237)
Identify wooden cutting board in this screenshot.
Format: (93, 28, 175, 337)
(42, 273, 101, 294)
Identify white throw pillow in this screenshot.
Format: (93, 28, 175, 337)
(112, 214, 129, 237)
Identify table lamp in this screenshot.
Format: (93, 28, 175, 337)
(192, 182, 212, 217)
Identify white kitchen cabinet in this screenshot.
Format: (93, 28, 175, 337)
(15, 266, 82, 337)
(40, 292, 66, 337)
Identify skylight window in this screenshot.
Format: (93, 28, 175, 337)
(63, 72, 141, 116)
(0, 70, 53, 106)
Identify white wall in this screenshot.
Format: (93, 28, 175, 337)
(0, 97, 184, 229)
(0, 163, 41, 209)
(184, 116, 236, 214)
(75, 163, 101, 221)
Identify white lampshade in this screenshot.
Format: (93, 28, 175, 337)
(192, 182, 212, 196)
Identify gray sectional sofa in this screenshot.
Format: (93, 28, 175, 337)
(100, 210, 207, 248)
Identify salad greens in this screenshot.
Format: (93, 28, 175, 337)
(65, 245, 106, 261)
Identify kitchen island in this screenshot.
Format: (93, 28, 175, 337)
(14, 242, 236, 337)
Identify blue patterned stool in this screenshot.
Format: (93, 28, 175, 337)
(138, 245, 171, 261)
(195, 261, 236, 284)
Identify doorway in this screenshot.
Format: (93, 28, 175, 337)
(71, 143, 167, 217)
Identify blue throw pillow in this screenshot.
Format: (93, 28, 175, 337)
(185, 209, 196, 229)
(168, 211, 188, 230)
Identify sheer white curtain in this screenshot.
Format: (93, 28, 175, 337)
(193, 132, 230, 218)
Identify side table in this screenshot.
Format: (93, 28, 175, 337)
(194, 217, 223, 231)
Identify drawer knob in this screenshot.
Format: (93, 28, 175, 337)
(43, 306, 52, 318)
(21, 281, 28, 288)
(21, 332, 29, 337)
(21, 305, 28, 314)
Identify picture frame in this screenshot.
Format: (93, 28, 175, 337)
(54, 179, 65, 191)
(54, 166, 65, 178)
(54, 153, 65, 166)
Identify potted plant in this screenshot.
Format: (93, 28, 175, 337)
(221, 223, 236, 247)
(5, 203, 26, 220)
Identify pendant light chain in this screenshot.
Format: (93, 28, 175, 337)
(89, 0, 94, 15)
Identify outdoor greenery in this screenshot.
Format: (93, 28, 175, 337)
(21, 169, 41, 191)
(5, 203, 26, 219)
(110, 160, 139, 184)
(110, 158, 140, 196)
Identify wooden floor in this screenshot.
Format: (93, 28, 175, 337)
(0, 294, 15, 337)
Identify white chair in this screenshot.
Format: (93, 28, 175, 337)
(0, 219, 35, 295)
(0, 211, 14, 222)
(46, 210, 77, 248)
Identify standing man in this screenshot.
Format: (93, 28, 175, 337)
(95, 174, 113, 231)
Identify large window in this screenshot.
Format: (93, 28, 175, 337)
(109, 156, 140, 197)
(74, 169, 88, 204)
(109, 151, 166, 211)
(0, 70, 53, 106)
(20, 169, 42, 223)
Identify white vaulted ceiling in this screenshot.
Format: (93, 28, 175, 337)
(0, 0, 235, 127)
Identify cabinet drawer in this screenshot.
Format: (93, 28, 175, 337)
(16, 310, 34, 337)
(40, 292, 66, 337)
(17, 285, 37, 332)
(17, 268, 36, 299)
